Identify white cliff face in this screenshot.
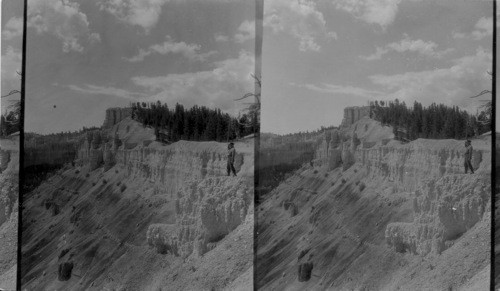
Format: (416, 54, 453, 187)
(75, 129, 253, 260)
(318, 123, 490, 256)
(386, 172, 489, 256)
(257, 117, 490, 291)
(23, 122, 254, 290)
(102, 107, 132, 128)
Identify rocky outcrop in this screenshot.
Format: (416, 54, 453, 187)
(76, 127, 253, 259)
(341, 106, 370, 128)
(102, 107, 132, 128)
(358, 140, 488, 192)
(386, 173, 489, 256)
(146, 224, 180, 256)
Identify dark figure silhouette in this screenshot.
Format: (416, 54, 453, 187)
(227, 142, 237, 177)
(464, 140, 474, 174)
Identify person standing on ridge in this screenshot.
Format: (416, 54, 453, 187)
(227, 142, 237, 177)
(464, 140, 474, 174)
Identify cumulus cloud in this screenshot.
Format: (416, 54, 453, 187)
(125, 36, 217, 62)
(361, 35, 453, 60)
(471, 17, 493, 40)
(234, 20, 255, 43)
(28, 0, 100, 53)
(453, 17, 493, 40)
(332, 0, 402, 29)
(131, 50, 254, 111)
(1, 47, 22, 96)
(290, 82, 384, 99)
(98, 0, 170, 33)
(264, 0, 337, 52)
(2, 17, 23, 40)
(65, 84, 148, 100)
(369, 48, 492, 111)
(215, 33, 229, 42)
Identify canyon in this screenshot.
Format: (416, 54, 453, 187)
(21, 110, 254, 290)
(257, 108, 490, 290)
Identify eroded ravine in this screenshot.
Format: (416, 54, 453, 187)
(22, 116, 254, 291)
(257, 115, 490, 291)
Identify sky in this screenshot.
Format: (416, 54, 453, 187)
(260, 0, 494, 134)
(1, 0, 255, 134)
(1, 0, 23, 115)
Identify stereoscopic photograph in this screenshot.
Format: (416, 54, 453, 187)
(258, 0, 492, 290)
(0, 0, 497, 290)
(20, 0, 257, 290)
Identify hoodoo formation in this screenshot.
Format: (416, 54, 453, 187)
(257, 107, 490, 290)
(22, 108, 254, 290)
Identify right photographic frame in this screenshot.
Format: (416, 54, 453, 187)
(257, 0, 493, 290)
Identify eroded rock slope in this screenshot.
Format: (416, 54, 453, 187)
(257, 116, 490, 291)
(0, 135, 19, 291)
(22, 116, 253, 291)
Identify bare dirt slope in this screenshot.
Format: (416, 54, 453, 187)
(257, 118, 490, 290)
(21, 118, 253, 291)
(0, 135, 19, 291)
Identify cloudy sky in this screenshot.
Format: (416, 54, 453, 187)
(2, 0, 255, 134)
(1, 0, 23, 115)
(260, 0, 494, 134)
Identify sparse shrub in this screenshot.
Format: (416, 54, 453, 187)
(92, 182, 96, 186)
(52, 204, 60, 216)
(313, 170, 318, 174)
(85, 173, 90, 178)
(355, 181, 360, 185)
(359, 183, 366, 191)
(354, 169, 357, 173)
(120, 184, 127, 193)
(75, 170, 80, 174)
(324, 173, 329, 177)
(70, 212, 80, 224)
(58, 261, 74, 281)
(116, 181, 121, 186)
(102, 179, 107, 184)
(298, 248, 310, 260)
(115, 169, 119, 174)
(289, 204, 298, 217)
(341, 179, 346, 184)
(58, 248, 70, 259)
(297, 262, 313, 282)
(331, 182, 335, 186)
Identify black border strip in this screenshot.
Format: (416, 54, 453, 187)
(17, 0, 27, 289)
(492, 0, 497, 290)
(254, 0, 263, 290)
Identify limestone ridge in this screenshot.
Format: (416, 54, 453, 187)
(75, 116, 252, 259)
(341, 106, 370, 128)
(257, 107, 490, 290)
(103, 107, 132, 128)
(22, 109, 254, 290)
(314, 118, 489, 256)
